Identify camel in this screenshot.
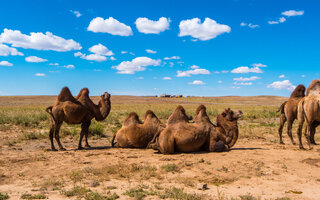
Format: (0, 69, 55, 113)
(111, 110, 165, 148)
(150, 105, 242, 154)
(278, 84, 305, 145)
(45, 87, 111, 150)
(297, 79, 320, 149)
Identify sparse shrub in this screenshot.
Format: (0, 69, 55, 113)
(20, 193, 46, 199)
(160, 187, 205, 200)
(161, 163, 179, 172)
(89, 122, 106, 138)
(61, 186, 90, 197)
(0, 192, 9, 200)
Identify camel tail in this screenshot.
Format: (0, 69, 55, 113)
(45, 106, 56, 123)
(277, 101, 287, 113)
(111, 132, 117, 147)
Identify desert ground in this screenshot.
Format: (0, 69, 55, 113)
(0, 95, 319, 200)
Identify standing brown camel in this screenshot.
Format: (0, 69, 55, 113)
(46, 87, 111, 150)
(278, 84, 305, 145)
(111, 110, 165, 148)
(151, 105, 242, 154)
(297, 79, 320, 149)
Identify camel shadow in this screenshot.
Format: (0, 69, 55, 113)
(230, 147, 264, 151)
(71, 146, 111, 151)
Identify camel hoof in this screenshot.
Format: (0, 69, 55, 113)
(49, 148, 58, 151)
(60, 148, 66, 151)
(299, 146, 306, 150)
(292, 142, 296, 145)
(78, 146, 84, 150)
(280, 141, 285, 145)
(85, 144, 91, 148)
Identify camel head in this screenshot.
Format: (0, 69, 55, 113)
(220, 108, 243, 121)
(290, 84, 305, 98)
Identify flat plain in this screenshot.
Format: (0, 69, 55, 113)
(0, 95, 319, 200)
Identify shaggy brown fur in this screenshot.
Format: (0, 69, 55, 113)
(278, 84, 305, 145)
(111, 110, 164, 148)
(167, 105, 193, 125)
(306, 79, 320, 96)
(152, 105, 242, 154)
(45, 87, 111, 150)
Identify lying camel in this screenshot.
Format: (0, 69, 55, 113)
(46, 87, 111, 150)
(111, 110, 165, 148)
(278, 84, 305, 145)
(152, 105, 242, 154)
(297, 79, 320, 149)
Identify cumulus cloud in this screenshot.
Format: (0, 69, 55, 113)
(190, 65, 200, 69)
(87, 17, 133, 36)
(267, 80, 295, 91)
(35, 73, 46, 77)
(164, 56, 180, 60)
(60, 64, 75, 69)
(215, 70, 229, 74)
(234, 82, 252, 86)
(135, 77, 144, 79)
(74, 52, 107, 62)
(25, 56, 47, 63)
(0, 61, 13, 66)
(179, 18, 231, 41)
(218, 80, 222, 83)
(301, 75, 305, 78)
(282, 10, 304, 17)
(0, 29, 81, 51)
(252, 63, 267, 68)
(121, 51, 127, 54)
(89, 44, 114, 56)
(70, 10, 82, 18)
(163, 77, 172, 80)
(49, 63, 59, 66)
(113, 57, 161, 74)
(0, 44, 23, 56)
(188, 80, 205, 85)
(231, 66, 263, 74)
(240, 22, 259, 29)
(110, 56, 116, 60)
(268, 17, 286, 24)
(146, 49, 157, 54)
(177, 68, 210, 77)
(135, 17, 170, 34)
(233, 76, 261, 81)
(279, 75, 285, 78)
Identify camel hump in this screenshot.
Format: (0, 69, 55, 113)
(290, 84, 305, 98)
(167, 105, 190, 124)
(57, 87, 77, 102)
(145, 110, 156, 119)
(306, 79, 320, 96)
(123, 112, 141, 126)
(76, 88, 90, 99)
(195, 104, 206, 115)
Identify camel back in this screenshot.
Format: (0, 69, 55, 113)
(290, 84, 305, 98)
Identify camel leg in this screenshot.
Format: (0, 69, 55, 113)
(297, 123, 305, 150)
(278, 113, 286, 144)
(49, 120, 57, 151)
(78, 122, 89, 150)
(54, 123, 65, 151)
(310, 121, 318, 145)
(84, 121, 91, 148)
(304, 123, 313, 150)
(287, 120, 296, 145)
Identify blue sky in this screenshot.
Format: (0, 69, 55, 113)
(0, 0, 319, 96)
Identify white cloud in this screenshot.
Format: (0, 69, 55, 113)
(129, 52, 135, 55)
(0, 29, 81, 51)
(231, 66, 263, 73)
(70, 10, 82, 18)
(163, 77, 172, 80)
(87, 17, 133, 36)
(215, 70, 229, 74)
(169, 62, 174, 67)
(233, 76, 261, 81)
(190, 65, 200, 69)
(218, 80, 222, 83)
(164, 56, 180, 60)
(188, 80, 205, 85)
(135, 77, 144, 79)
(177, 68, 210, 77)
(179, 18, 231, 41)
(268, 17, 286, 24)
(110, 56, 116, 60)
(0, 44, 23, 56)
(135, 17, 170, 34)
(60, 64, 75, 69)
(282, 10, 304, 17)
(252, 63, 267, 67)
(301, 75, 305, 78)
(240, 22, 259, 29)
(89, 44, 114, 56)
(25, 56, 47, 63)
(234, 82, 252, 86)
(49, 63, 59, 66)
(146, 49, 157, 54)
(74, 52, 107, 62)
(232, 86, 241, 89)
(279, 75, 285, 78)
(113, 56, 161, 74)
(267, 80, 295, 91)
(0, 61, 13, 66)
(121, 51, 127, 54)
(35, 73, 46, 77)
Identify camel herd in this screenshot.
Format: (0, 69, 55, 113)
(278, 79, 320, 149)
(45, 79, 320, 153)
